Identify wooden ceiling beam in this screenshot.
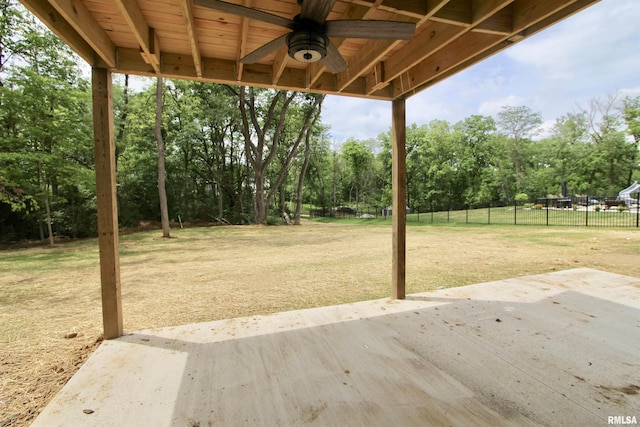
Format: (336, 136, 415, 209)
(19, 0, 100, 66)
(336, 38, 399, 92)
(49, 0, 116, 67)
(348, 0, 441, 19)
(335, 0, 449, 94)
(304, 3, 373, 88)
(512, 0, 577, 32)
(381, 20, 465, 89)
(181, 0, 203, 77)
(236, 0, 251, 81)
(381, 0, 512, 91)
(271, 49, 289, 85)
(431, 0, 472, 27)
(393, 31, 503, 98)
(473, 5, 513, 35)
(114, 0, 160, 73)
(270, 0, 289, 87)
(510, 0, 599, 40)
(115, 47, 394, 100)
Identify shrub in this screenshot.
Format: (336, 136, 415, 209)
(515, 193, 529, 204)
(534, 204, 543, 210)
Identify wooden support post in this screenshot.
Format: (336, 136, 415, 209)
(92, 67, 123, 339)
(391, 97, 406, 299)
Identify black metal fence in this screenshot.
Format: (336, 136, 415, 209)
(309, 195, 640, 228)
(410, 196, 640, 228)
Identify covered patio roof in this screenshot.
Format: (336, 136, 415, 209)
(21, 0, 599, 100)
(19, 0, 602, 340)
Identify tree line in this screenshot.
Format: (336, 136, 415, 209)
(1, 1, 639, 243)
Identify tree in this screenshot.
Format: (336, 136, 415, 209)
(622, 96, 640, 184)
(235, 87, 322, 224)
(340, 138, 376, 209)
(0, 19, 93, 243)
(0, 0, 28, 85)
(453, 115, 496, 204)
(293, 98, 324, 225)
(579, 96, 637, 194)
(497, 105, 543, 192)
(155, 77, 171, 237)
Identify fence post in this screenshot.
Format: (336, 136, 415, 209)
(586, 195, 589, 227)
(466, 206, 469, 224)
(636, 195, 639, 228)
(514, 199, 517, 225)
(447, 208, 450, 223)
(546, 198, 549, 226)
(488, 203, 491, 225)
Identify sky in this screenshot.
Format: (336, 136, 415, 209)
(321, 0, 640, 145)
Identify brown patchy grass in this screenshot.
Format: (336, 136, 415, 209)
(1, 220, 639, 426)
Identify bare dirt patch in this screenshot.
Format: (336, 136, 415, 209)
(1, 221, 639, 426)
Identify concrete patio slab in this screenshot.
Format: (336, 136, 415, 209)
(33, 268, 640, 426)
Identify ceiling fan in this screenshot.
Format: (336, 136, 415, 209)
(194, 0, 416, 73)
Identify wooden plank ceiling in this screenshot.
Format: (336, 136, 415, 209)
(20, 0, 599, 100)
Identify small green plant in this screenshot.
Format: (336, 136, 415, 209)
(267, 215, 284, 225)
(523, 203, 534, 209)
(595, 206, 601, 212)
(514, 193, 529, 204)
(618, 204, 628, 212)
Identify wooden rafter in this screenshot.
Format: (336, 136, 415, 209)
(48, 0, 116, 67)
(114, 0, 161, 73)
(374, 0, 512, 95)
(334, 0, 449, 93)
(304, 2, 376, 88)
(350, 0, 432, 19)
(236, 0, 251, 81)
(181, 0, 203, 77)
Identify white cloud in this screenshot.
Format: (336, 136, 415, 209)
(478, 95, 526, 116)
(505, 0, 639, 85)
(322, 96, 392, 144)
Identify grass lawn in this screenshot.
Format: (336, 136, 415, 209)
(1, 220, 639, 426)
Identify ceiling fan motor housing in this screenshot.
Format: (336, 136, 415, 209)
(287, 17, 328, 63)
(287, 31, 328, 62)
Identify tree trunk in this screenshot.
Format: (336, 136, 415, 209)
(254, 168, 267, 224)
(155, 77, 171, 238)
(294, 107, 322, 225)
(43, 187, 54, 246)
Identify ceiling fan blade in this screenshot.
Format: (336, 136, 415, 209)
(194, 0, 294, 29)
(300, 0, 336, 24)
(240, 34, 288, 64)
(326, 20, 416, 40)
(321, 41, 347, 74)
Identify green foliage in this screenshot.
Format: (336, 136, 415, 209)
(0, 8, 94, 242)
(515, 193, 529, 203)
